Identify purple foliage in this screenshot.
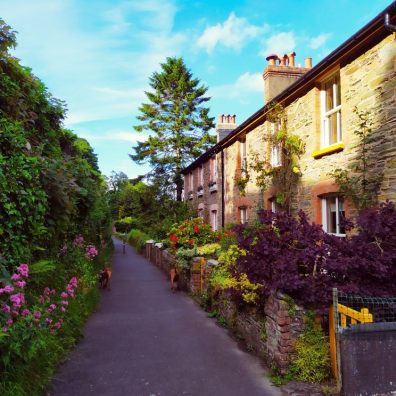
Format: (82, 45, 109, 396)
(232, 202, 396, 312)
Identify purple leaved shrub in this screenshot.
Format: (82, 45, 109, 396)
(232, 202, 396, 313)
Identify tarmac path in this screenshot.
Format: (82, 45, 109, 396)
(48, 238, 280, 396)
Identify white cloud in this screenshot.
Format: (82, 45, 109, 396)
(79, 131, 146, 143)
(261, 31, 296, 57)
(210, 72, 262, 100)
(308, 33, 331, 49)
(197, 13, 266, 53)
(0, 0, 185, 125)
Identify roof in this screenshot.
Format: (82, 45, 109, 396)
(182, 2, 396, 175)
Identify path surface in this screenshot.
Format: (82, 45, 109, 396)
(48, 238, 280, 396)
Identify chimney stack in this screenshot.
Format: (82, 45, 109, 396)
(216, 114, 238, 142)
(262, 52, 312, 103)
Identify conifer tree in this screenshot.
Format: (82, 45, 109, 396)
(131, 57, 215, 201)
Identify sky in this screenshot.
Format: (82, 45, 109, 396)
(0, 0, 391, 178)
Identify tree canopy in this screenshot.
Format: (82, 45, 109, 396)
(131, 57, 216, 200)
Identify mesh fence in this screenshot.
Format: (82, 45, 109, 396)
(335, 289, 396, 328)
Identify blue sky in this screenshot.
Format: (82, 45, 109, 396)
(0, 0, 391, 178)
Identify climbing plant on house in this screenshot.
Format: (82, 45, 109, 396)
(329, 107, 382, 213)
(235, 103, 305, 212)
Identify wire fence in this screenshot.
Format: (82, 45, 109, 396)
(335, 289, 396, 329)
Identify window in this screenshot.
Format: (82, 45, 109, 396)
(271, 122, 282, 167)
(270, 199, 281, 213)
(199, 165, 204, 186)
(211, 210, 218, 231)
(210, 156, 217, 181)
(240, 207, 248, 224)
(240, 139, 247, 175)
(321, 195, 345, 236)
(321, 73, 341, 147)
(198, 208, 204, 218)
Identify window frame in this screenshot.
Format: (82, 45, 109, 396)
(239, 207, 248, 224)
(240, 139, 247, 175)
(321, 195, 346, 237)
(320, 73, 342, 148)
(270, 122, 282, 167)
(211, 210, 218, 231)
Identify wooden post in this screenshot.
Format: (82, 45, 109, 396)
(329, 304, 338, 379)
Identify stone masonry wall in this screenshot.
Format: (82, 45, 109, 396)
(223, 33, 396, 224)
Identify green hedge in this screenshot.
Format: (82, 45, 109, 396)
(127, 229, 151, 253)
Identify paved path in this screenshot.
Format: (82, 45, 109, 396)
(48, 238, 280, 396)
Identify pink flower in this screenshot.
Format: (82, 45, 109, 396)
(44, 287, 51, 295)
(17, 264, 29, 278)
(22, 308, 31, 317)
(12, 310, 19, 317)
(33, 311, 41, 320)
(61, 300, 69, 306)
(3, 285, 15, 294)
(6, 319, 13, 326)
(15, 281, 26, 288)
(60, 307, 66, 312)
(60, 292, 68, 298)
(1, 304, 11, 314)
(11, 273, 21, 281)
(45, 318, 52, 324)
(73, 235, 85, 247)
(85, 245, 98, 260)
(38, 295, 45, 304)
(10, 293, 25, 308)
(47, 304, 56, 313)
(54, 321, 62, 329)
(2, 327, 8, 333)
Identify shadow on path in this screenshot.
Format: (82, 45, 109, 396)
(48, 238, 280, 396)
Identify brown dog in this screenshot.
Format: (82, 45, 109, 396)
(170, 267, 179, 292)
(99, 267, 112, 289)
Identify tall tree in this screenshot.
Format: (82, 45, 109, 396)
(131, 57, 216, 201)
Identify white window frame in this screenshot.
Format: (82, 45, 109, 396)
(271, 200, 279, 213)
(199, 165, 204, 186)
(240, 140, 247, 174)
(270, 122, 282, 167)
(211, 210, 218, 231)
(240, 207, 248, 224)
(321, 73, 342, 148)
(321, 195, 345, 237)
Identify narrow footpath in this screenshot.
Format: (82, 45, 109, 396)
(48, 238, 280, 396)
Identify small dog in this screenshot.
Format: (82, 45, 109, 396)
(99, 267, 112, 289)
(170, 268, 179, 292)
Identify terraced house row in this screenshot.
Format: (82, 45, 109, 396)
(182, 3, 396, 234)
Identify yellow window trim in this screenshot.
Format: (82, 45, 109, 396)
(311, 143, 345, 159)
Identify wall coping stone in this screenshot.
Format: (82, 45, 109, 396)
(207, 259, 219, 266)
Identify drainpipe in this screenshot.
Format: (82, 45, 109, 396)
(385, 4, 396, 32)
(221, 150, 225, 228)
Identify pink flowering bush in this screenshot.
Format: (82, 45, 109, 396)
(85, 244, 98, 260)
(0, 264, 78, 335)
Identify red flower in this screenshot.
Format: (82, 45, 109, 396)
(193, 226, 200, 233)
(169, 234, 178, 242)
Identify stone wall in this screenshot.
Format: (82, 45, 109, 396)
(216, 291, 306, 374)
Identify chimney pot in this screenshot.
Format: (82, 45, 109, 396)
(231, 114, 236, 123)
(266, 54, 279, 66)
(280, 54, 288, 66)
(288, 52, 296, 67)
(304, 57, 312, 68)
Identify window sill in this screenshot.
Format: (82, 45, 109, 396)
(311, 143, 345, 159)
(197, 191, 204, 197)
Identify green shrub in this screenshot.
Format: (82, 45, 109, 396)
(127, 229, 151, 253)
(289, 313, 331, 383)
(114, 217, 137, 233)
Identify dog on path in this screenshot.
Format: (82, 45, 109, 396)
(99, 267, 112, 289)
(170, 267, 179, 292)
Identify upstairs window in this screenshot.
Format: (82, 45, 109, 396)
(199, 165, 204, 186)
(321, 195, 345, 236)
(271, 122, 282, 167)
(210, 156, 217, 182)
(321, 73, 342, 147)
(240, 139, 247, 175)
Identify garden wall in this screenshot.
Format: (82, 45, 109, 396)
(145, 241, 307, 373)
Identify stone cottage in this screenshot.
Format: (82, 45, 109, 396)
(182, 3, 396, 233)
